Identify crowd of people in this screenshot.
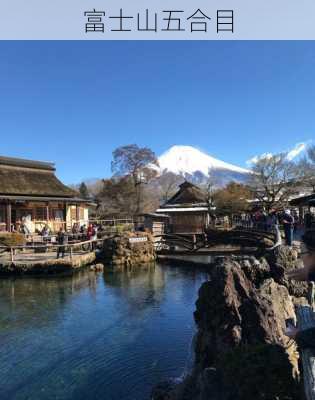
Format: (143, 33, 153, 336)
(211, 209, 315, 247)
(55, 223, 99, 258)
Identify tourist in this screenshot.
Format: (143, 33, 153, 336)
(92, 224, 98, 250)
(72, 222, 79, 234)
(223, 215, 229, 229)
(282, 209, 294, 246)
(305, 211, 313, 231)
(87, 223, 96, 250)
(19, 217, 30, 235)
(285, 230, 315, 344)
(266, 210, 278, 233)
(253, 210, 262, 230)
(209, 212, 217, 228)
(41, 224, 50, 237)
(56, 228, 68, 259)
(87, 223, 94, 240)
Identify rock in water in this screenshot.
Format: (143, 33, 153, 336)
(191, 257, 300, 400)
(152, 250, 304, 400)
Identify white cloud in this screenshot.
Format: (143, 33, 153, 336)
(246, 142, 308, 166)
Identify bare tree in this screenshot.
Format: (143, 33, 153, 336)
(214, 182, 252, 215)
(249, 152, 299, 211)
(299, 145, 315, 192)
(111, 144, 159, 214)
(202, 170, 219, 209)
(158, 171, 184, 203)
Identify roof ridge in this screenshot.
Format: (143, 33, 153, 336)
(0, 155, 55, 171)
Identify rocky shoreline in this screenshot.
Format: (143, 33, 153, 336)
(152, 246, 308, 400)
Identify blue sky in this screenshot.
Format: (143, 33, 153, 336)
(0, 41, 314, 183)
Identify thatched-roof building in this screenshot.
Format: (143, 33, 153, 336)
(0, 156, 91, 233)
(155, 181, 210, 234)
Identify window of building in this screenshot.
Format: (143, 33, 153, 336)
(35, 207, 46, 221)
(52, 209, 64, 221)
(0, 205, 5, 223)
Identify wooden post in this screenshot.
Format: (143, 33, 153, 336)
(193, 234, 196, 250)
(46, 204, 49, 224)
(6, 203, 11, 232)
(64, 203, 68, 231)
(76, 205, 80, 224)
(10, 248, 14, 263)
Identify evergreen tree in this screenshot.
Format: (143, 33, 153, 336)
(79, 182, 89, 199)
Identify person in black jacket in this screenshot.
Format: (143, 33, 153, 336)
(56, 228, 68, 259)
(285, 230, 315, 344)
(282, 209, 294, 246)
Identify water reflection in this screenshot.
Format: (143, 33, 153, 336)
(0, 263, 208, 400)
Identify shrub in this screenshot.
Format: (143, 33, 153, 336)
(0, 233, 26, 247)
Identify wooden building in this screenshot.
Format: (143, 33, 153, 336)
(155, 181, 210, 235)
(290, 193, 315, 209)
(141, 213, 170, 236)
(0, 156, 91, 233)
(290, 193, 315, 228)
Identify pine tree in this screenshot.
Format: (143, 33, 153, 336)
(79, 182, 89, 199)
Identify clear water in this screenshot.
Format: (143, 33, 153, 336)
(0, 263, 208, 400)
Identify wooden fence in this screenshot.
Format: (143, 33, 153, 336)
(0, 238, 106, 263)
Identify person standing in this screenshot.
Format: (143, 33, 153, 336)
(282, 209, 294, 246)
(305, 211, 313, 231)
(266, 210, 279, 232)
(56, 228, 68, 259)
(87, 223, 96, 250)
(92, 224, 98, 250)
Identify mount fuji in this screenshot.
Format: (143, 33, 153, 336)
(157, 145, 251, 185)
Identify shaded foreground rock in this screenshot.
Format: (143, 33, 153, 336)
(152, 246, 306, 400)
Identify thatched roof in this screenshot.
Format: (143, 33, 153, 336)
(163, 181, 207, 207)
(0, 156, 76, 198)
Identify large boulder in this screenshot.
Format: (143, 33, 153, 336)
(152, 248, 305, 400)
(99, 231, 156, 267)
(191, 256, 300, 400)
(265, 245, 308, 300)
(194, 258, 296, 366)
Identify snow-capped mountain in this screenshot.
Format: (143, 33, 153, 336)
(157, 145, 251, 185)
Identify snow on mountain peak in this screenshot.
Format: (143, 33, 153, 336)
(158, 145, 250, 176)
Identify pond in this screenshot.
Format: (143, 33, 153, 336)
(0, 262, 208, 400)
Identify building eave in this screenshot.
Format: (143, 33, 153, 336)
(156, 207, 208, 213)
(0, 194, 95, 205)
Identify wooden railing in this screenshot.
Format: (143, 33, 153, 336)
(90, 217, 134, 224)
(0, 238, 106, 263)
(24, 232, 87, 244)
